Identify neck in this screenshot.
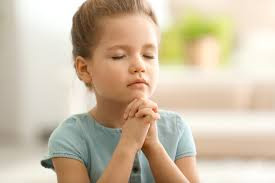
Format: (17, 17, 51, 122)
(89, 97, 129, 128)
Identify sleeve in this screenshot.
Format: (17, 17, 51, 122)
(175, 113, 197, 160)
(40, 117, 88, 170)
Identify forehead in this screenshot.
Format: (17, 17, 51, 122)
(97, 14, 159, 50)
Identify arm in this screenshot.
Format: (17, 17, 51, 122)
(123, 98, 199, 183)
(52, 139, 137, 183)
(52, 158, 90, 183)
(124, 98, 191, 183)
(175, 156, 200, 183)
(52, 98, 157, 183)
(143, 143, 191, 183)
(96, 139, 137, 183)
(97, 109, 159, 183)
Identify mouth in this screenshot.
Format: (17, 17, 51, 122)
(128, 82, 147, 86)
(127, 79, 149, 87)
(127, 83, 147, 90)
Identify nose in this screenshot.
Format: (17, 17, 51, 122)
(129, 55, 145, 74)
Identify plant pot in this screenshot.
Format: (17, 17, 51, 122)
(185, 36, 220, 69)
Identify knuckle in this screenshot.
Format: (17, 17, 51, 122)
(141, 98, 147, 104)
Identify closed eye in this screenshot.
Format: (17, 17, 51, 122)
(143, 55, 155, 59)
(112, 55, 125, 60)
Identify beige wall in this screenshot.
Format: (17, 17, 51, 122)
(0, 0, 19, 143)
(170, 0, 275, 31)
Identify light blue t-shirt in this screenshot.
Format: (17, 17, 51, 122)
(41, 110, 196, 183)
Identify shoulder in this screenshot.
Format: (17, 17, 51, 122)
(158, 109, 189, 135)
(41, 113, 91, 169)
(49, 113, 86, 140)
(48, 113, 93, 151)
(157, 109, 196, 159)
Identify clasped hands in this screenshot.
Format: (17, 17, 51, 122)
(121, 98, 160, 153)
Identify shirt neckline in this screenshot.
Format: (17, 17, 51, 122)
(85, 112, 122, 133)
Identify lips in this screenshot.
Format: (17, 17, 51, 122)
(127, 79, 148, 86)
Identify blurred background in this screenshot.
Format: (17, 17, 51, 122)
(1, 0, 275, 182)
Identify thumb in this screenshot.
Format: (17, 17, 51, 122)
(143, 115, 153, 124)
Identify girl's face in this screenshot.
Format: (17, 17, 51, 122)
(87, 14, 159, 103)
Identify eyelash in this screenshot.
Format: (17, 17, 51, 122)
(111, 55, 154, 60)
(143, 55, 154, 59)
(112, 55, 125, 60)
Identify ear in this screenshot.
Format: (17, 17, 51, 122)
(74, 56, 93, 84)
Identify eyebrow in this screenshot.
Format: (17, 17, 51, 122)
(143, 44, 156, 49)
(106, 43, 156, 51)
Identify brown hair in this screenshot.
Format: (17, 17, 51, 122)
(71, 0, 158, 89)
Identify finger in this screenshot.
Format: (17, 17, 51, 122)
(129, 99, 158, 118)
(135, 108, 160, 121)
(124, 98, 138, 120)
(138, 99, 158, 113)
(142, 112, 160, 124)
(136, 107, 159, 118)
(135, 107, 151, 118)
(128, 98, 146, 118)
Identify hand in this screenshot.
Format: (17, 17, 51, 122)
(123, 98, 160, 153)
(120, 101, 152, 151)
(124, 98, 158, 120)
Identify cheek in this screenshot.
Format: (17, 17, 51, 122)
(148, 63, 159, 90)
(96, 67, 126, 88)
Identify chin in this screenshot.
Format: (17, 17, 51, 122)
(131, 92, 150, 100)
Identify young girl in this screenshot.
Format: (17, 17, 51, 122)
(41, 0, 200, 183)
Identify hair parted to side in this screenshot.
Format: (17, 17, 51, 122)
(71, 0, 158, 90)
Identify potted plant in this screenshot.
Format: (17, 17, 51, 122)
(160, 12, 234, 69)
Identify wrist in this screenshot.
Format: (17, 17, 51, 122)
(118, 136, 139, 154)
(142, 142, 163, 157)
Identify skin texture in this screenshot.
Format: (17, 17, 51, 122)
(52, 14, 200, 183)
